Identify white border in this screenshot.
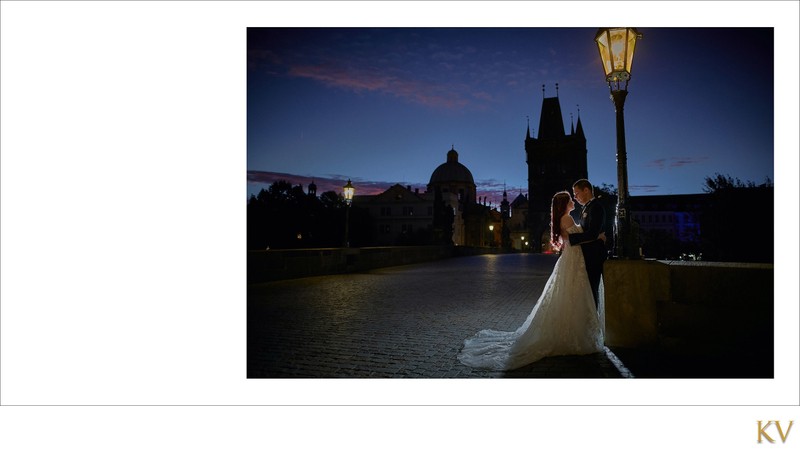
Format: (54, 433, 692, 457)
(1, 1, 797, 409)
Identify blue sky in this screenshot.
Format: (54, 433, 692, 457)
(247, 27, 774, 204)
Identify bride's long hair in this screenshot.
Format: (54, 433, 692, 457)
(550, 191, 572, 251)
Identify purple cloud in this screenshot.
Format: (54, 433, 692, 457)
(670, 157, 709, 167)
(247, 170, 427, 198)
(630, 185, 661, 193)
(287, 63, 471, 110)
(646, 156, 709, 169)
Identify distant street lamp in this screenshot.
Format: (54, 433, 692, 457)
(343, 179, 355, 247)
(595, 27, 642, 259)
(488, 224, 495, 247)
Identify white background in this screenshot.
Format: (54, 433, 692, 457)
(2, 1, 798, 456)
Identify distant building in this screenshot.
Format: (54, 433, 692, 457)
(354, 183, 451, 246)
(427, 146, 476, 245)
(505, 191, 530, 250)
(628, 194, 706, 259)
(630, 194, 705, 248)
(629, 189, 772, 262)
(525, 88, 588, 251)
(355, 147, 501, 247)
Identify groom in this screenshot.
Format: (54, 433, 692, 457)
(568, 179, 607, 308)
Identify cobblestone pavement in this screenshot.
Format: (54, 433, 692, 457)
(248, 253, 632, 378)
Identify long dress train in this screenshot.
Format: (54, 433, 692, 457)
(457, 225, 604, 370)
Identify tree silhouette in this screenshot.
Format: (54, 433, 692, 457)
(247, 181, 374, 249)
(701, 173, 773, 262)
(702, 173, 773, 193)
(319, 190, 341, 210)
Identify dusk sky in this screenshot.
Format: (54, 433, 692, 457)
(247, 27, 774, 204)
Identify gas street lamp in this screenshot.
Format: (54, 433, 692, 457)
(595, 27, 642, 259)
(343, 179, 355, 247)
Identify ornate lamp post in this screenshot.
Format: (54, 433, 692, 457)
(595, 27, 642, 259)
(343, 179, 355, 247)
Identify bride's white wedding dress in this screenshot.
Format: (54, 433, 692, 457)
(458, 225, 604, 370)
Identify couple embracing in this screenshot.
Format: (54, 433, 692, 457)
(458, 179, 608, 371)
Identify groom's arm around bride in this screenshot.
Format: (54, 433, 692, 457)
(568, 200, 606, 248)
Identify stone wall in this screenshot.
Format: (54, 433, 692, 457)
(604, 259, 773, 357)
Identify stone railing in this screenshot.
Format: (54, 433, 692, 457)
(248, 245, 456, 283)
(603, 259, 773, 364)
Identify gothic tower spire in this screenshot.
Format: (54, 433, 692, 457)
(537, 94, 565, 139)
(576, 105, 585, 138)
(526, 116, 531, 140)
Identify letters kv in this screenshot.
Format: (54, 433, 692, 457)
(757, 420, 794, 443)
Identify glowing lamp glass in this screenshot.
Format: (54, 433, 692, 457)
(343, 179, 355, 203)
(595, 27, 640, 82)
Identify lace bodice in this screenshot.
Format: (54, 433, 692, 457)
(561, 224, 582, 247)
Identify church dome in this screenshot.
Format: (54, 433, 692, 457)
(429, 147, 475, 186)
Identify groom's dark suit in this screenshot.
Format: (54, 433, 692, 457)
(567, 199, 607, 308)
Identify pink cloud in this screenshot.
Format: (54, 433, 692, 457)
(247, 170, 313, 186)
(287, 63, 471, 110)
(247, 170, 426, 198)
(289, 65, 390, 92)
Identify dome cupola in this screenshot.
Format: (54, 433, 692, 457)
(427, 146, 476, 204)
(429, 146, 475, 186)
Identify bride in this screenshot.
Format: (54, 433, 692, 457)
(458, 191, 605, 370)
